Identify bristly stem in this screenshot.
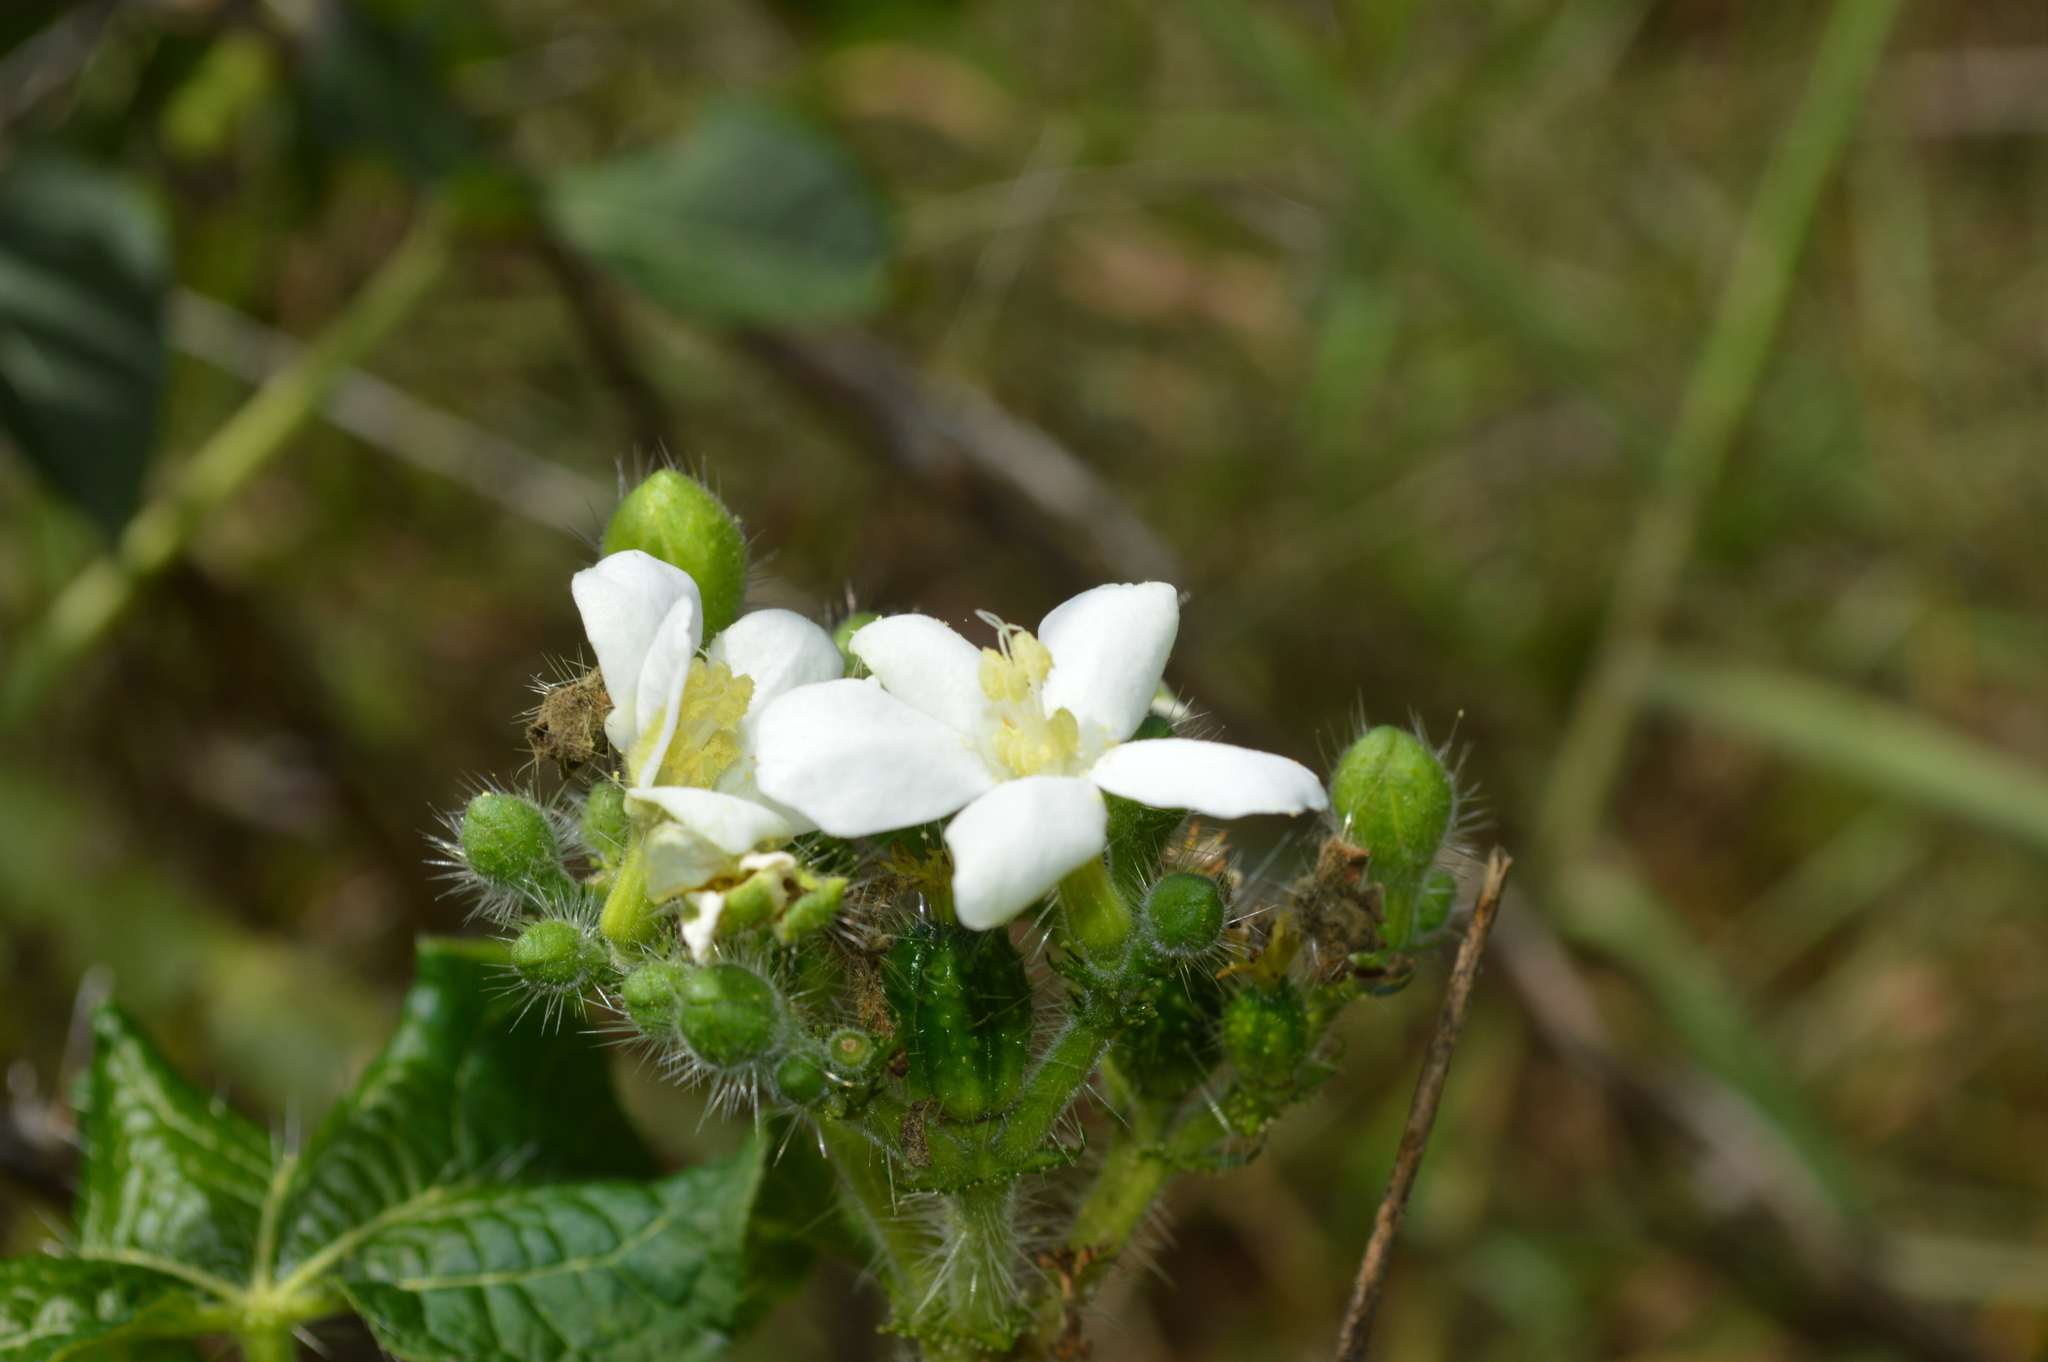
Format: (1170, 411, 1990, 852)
(1332, 848, 1511, 1362)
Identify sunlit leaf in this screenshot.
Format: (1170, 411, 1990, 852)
(550, 102, 890, 326)
(0, 1257, 206, 1362)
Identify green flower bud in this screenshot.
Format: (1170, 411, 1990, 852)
(1328, 727, 1454, 884)
(582, 782, 629, 873)
(775, 1051, 831, 1106)
(885, 924, 1031, 1123)
(1221, 980, 1310, 1089)
(1416, 867, 1458, 941)
(1113, 969, 1227, 1099)
(620, 961, 690, 1036)
(1145, 873, 1225, 956)
(461, 792, 571, 898)
(510, 920, 600, 992)
(833, 612, 879, 677)
(603, 469, 748, 638)
(678, 963, 782, 1070)
(826, 1027, 875, 1075)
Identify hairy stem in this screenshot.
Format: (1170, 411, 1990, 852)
(598, 836, 661, 948)
(235, 1325, 296, 1362)
(994, 1010, 1117, 1164)
(1057, 858, 1130, 958)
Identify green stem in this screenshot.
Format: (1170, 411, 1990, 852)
(994, 1010, 1118, 1163)
(0, 204, 456, 731)
(1058, 857, 1130, 958)
(598, 835, 662, 947)
(235, 1325, 297, 1362)
(815, 1117, 925, 1301)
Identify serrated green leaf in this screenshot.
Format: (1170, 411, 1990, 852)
(550, 102, 890, 326)
(340, 1141, 767, 1362)
(274, 939, 653, 1276)
(75, 1006, 276, 1287)
(0, 1259, 209, 1362)
(0, 153, 168, 535)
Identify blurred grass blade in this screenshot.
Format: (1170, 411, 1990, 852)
(0, 152, 168, 535)
(0, 205, 453, 731)
(1645, 656, 2048, 858)
(1557, 860, 1862, 1217)
(1537, 0, 1907, 865)
(551, 100, 891, 326)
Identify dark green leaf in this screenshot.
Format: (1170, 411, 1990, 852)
(298, 3, 473, 182)
(550, 102, 890, 326)
(0, 1259, 207, 1362)
(0, 153, 168, 535)
(274, 938, 653, 1275)
(340, 1140, 768, 1362)
(75, 1005, 275, 1285)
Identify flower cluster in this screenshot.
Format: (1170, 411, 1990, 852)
(454, 470, 1475, 1360)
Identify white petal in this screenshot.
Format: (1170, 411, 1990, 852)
(945, 777, 1107, 931)
(1086, 738, 1329, 819)
(709, 609, 845, 712)
(643, 823, 734, 900)
(754, 679, 997, 837)
(629, 786, 794, 854)
(571, 551, 698, 751)
(681, 891, 725, 961)
(630, 591, 706, 787)
(849, 613, 994, 739)
(1039, 582, 1179, 748)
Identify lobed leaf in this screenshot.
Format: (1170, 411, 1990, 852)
(0, 1259, 207, 1362)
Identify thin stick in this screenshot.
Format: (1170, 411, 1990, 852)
(1333, 847, 1511, 1362)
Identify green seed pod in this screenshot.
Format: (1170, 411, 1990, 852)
(1220, 979, 1311, 1089)
(620, 961, 690, 1036)
(678, 963, 783, 1070)
(602, 469, 748, 638)
(582, 782, 629, 872)
(885, 924, 1032, 1123)
(1113, 969, 1227, 1099)
(460, 792, 571, 898)
(1145, 873, 1225, 956)
(834, 612, 879, 677)
(775, 1051, 831, 1106)
(510, 920, 600, 992)
(826, 1027, 875, 1075)
(1328, 726, 1453, 885)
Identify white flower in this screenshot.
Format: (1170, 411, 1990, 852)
(753, 581, 1327, 930)
(571, 550, 843, 920)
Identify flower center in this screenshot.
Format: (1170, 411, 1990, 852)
(977, 623, 1082, 778)
(633, 659, 754, 789)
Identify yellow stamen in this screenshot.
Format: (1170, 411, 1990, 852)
(631, 659, 755, 789)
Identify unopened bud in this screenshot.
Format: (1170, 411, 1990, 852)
(582, 782, 629, 872)
(1221, 980, 1310, 1089)
(620, 961, 690, 1036)
(1328, 727, 1453, 884)
(1114, 970, 1226, 1099)
(461, 792, 571, 899)
(774, 1051, 830, 1106)
(1145, 873, 1225, 955)
(510, 920, 601, 992)
(603, 470, 748, 638)
(678, 963, 782, 1070)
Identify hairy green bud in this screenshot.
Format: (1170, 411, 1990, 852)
(827, 1027, 875, 1075)
(509, 920, 600, 992)
(603, 469, 748, 638)
(1329, 727, 1456, 950)
(460, 792, 571, 898)
(775, 1051, 830, 1106)
(620, 961, 690, 1036)
(678, 963, 782, 1070)
(582, 782, 629, 873)
(1145, 873, 1225, 956)
(1221, 980, 1310, 1089)
(886, 924, 1031, 1123)
(1114, 969, 1227, 1099)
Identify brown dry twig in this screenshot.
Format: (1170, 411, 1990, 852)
(1332, 847, 1512, 1362)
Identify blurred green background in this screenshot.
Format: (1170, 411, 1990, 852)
(3, 0, 2047, 1358)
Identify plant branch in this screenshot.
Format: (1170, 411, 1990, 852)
(0, 204, 455, 730)
(1332, 847, 1510, 1362)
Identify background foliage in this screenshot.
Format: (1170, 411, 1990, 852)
(3, 0, 2048, 1359)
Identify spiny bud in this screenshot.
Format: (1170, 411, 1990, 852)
(510, 920, 602, 993)
(582, 782, 629, 873)
(774, 1051, 830, 1106)
(677, 964, 782, 1070)
(603, 469, 748, 638)
(1145, 873, 1225, 956)
(620, 961, 690, 1036)
(1329, 726, 1457, 950)
(460, 792, 572, 899)
(1220, 980, 1310, 1089)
